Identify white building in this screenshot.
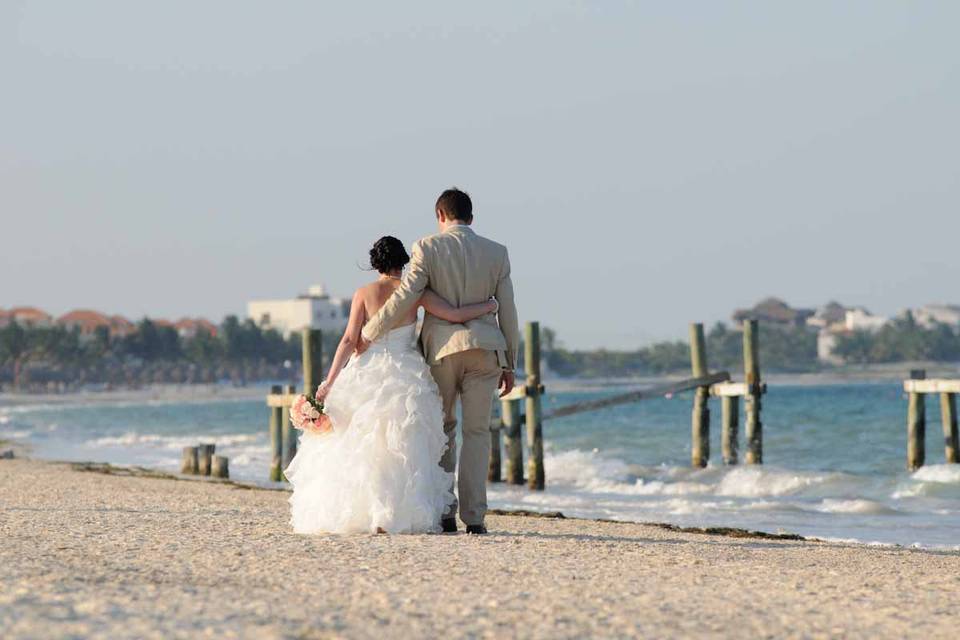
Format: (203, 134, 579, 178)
(817, 331, 843, 366)
(247, 284, 350, 337)
(913, 304, 960, 329)
(844, 307, 889, 332)
(815, 306, 888, 365)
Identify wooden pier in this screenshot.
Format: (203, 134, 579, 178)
(689, 319, 766, 467)
(903, 370, 960, 470)
(266, 329, 323, 481)
(488, 318, 768, 490)
(490, 322, 546, 489)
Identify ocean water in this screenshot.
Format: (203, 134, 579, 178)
(2, 383, 958, 549)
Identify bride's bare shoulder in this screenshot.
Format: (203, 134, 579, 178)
(354, 279, 397, 317)
(352, 283, 377, 304)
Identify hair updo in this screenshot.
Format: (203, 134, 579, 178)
(369, 236, 410, 274)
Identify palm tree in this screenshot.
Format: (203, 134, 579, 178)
(0, 322, 74, 390)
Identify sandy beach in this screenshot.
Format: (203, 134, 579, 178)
(0, 458, 957, 639)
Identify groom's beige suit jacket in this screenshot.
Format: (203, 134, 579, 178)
(361, 225, 520, 369)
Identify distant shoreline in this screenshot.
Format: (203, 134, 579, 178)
(3, 363, 960, 404)
(0, 383, 267, 407)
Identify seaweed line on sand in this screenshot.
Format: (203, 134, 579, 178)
(68, 460, 815, 542)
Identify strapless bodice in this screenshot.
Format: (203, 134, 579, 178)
(365, 323, 418, 354)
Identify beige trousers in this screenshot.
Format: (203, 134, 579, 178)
(430, 349, 501, 526)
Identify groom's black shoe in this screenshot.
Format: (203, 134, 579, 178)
(441, 518, 458, 533)
(465, 524, 487, 535)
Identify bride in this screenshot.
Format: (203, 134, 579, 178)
(285, 236, 498, 534)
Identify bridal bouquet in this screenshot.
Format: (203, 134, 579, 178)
(290, 394, 332, 434)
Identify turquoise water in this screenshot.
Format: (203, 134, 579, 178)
(2, 383, 958, 548)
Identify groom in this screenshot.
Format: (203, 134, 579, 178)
(359, 188, 520, 534)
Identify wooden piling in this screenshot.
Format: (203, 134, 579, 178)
(268, 384, 283, 482)
(502, 398, 524, 485)
(302, 329, 323, 400)
(180, 446, 199, 475)
(197, 443, 215, 476)
(488, 425, 502, 482)
(690, 323, 710, 468)
(211, 455, 229, 479)
(525, 322, 545, 490)
(281, 383, 298, 473)
(941, 392, 959, 464)
(907, 370, 926, 471)
(721, 395, 739, 465)
(743, 319, 763, 464)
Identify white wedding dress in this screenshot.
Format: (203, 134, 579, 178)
(285, 323, 454, 534)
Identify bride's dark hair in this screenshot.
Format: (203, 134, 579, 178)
(369, 236, 410, 274)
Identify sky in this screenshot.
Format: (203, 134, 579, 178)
(2, 1, 958, 349)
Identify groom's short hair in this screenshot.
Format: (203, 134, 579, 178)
(436, 188, 473, 223)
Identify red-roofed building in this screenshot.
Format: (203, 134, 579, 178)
(109, 315, 135, 338)
(9, 307, 53, 328)
(58, 309, 112, 336)
(175, 318, 218, 339)
(733, 298, 814, 329)
(0, 309, 11, 328)
(57, 310, 138, 342)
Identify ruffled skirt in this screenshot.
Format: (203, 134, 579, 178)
(285, 341, 453, 534)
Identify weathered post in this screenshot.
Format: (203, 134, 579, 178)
(721, 395, 740, 465)
(197, 443, 215, 476)
(525, 322, 545, 490)
(941, 391, 959, 464)
(268, 384, 283, 482)
(690, 323, 710, 468)
(502, 398, 524, 485)
(488, 412, 502, 483)
(180, 446, 199, 475)
(743, 319, 763, 464)
(302, 329, 323, 400)
(211, 455, 229, 479)
(281, 383, 298, 473)
(907, 369, 927, 471)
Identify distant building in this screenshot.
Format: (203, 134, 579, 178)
(806, 301, 847, 329)
(8, 307, 53, 328)
(814, 306, 889, 364)
(175, 317, 219, 339)
(247, 284, 350, 337)
(912, 304, 960, 329)
(109, 315, 135, 338)
(57, 310, 138, 342)
(817, 331, 843, 366)
(58, 309, 112, 341)
(733, 297, 814, 329)
(844, 307, 888, 332)
(0, 309, 10, 328)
